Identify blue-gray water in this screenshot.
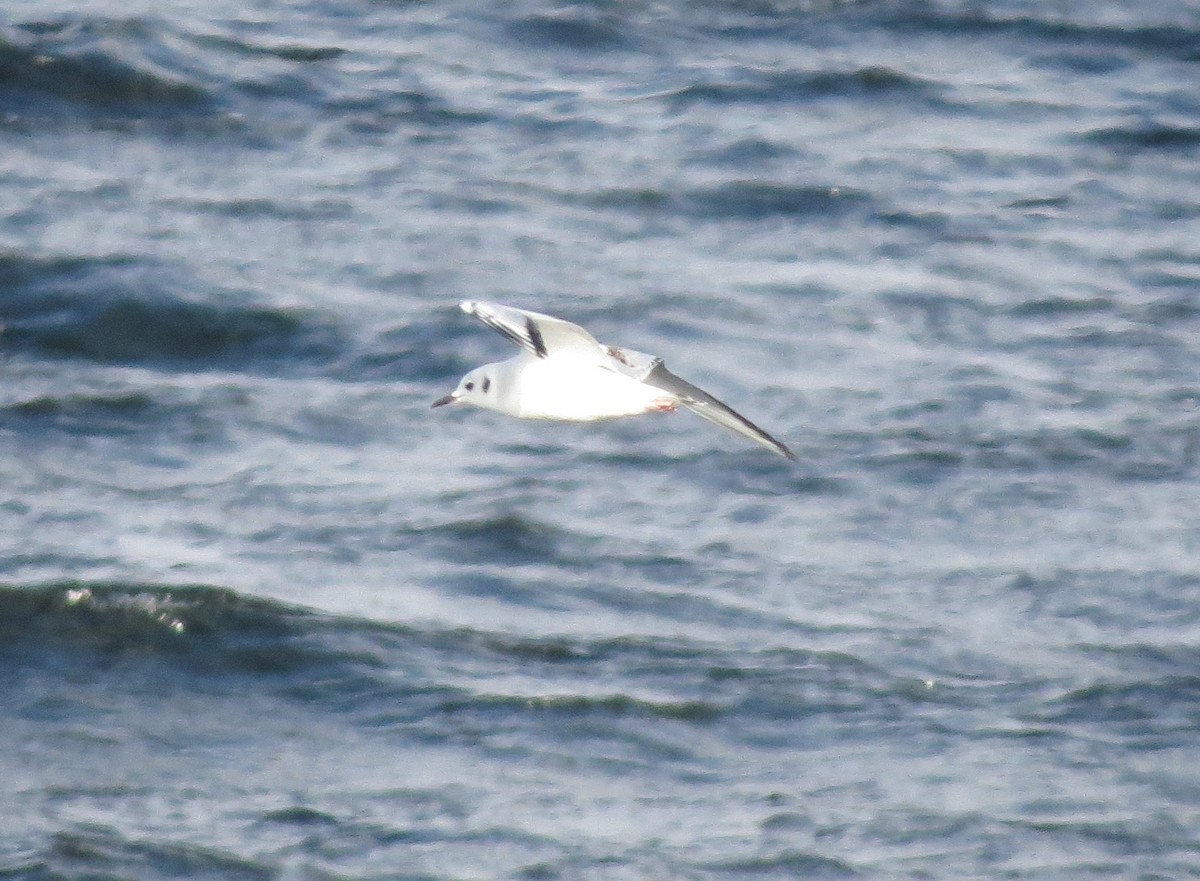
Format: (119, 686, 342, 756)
(3, 1, 1199, 878)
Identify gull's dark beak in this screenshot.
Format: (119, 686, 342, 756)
(431, 393, 458, 409)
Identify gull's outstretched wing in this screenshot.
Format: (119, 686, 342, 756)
(641, 360, 796, 461)
(461, 301, 605, 361)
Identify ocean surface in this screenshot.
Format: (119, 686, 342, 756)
(2, 0, 1199, 878)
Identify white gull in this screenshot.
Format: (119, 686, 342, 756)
(432, 301, 795, 460)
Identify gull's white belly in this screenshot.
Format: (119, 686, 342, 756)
(513, 357, 668, 421)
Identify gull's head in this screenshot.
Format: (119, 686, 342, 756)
(431, 366, 500, 411)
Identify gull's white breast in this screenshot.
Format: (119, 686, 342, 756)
(512, 355, 668, 421)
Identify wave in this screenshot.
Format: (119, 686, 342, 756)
(698, 849, 858, 878)
(36, 824, 274, 881)
(189, 31, 346, 65)
(842, 418, 1199, 483)
(1035, 677, 1200, 732)
(437, 690, 722, 723)
(662, 65, 943, 110)
(0, 252, 344, 370)
(877, 6, 1200, 62)
(412, 513, 602, 569)
(328, 88, 494, 136)
(1009, 674, 1200, 759)
(0, 582, 321, 671)
(0, 18, 217, 123)
(680, 181, 873, 221)
(3, 391, 192, 441)
(0, 582, 913, 735)
(507, 11, 632, 52)
(564, 181, 873, 222)
(0, 14, 354, 139)
(1082, 122, 1200, 154)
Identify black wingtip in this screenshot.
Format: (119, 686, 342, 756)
(525, 317, 548, 358)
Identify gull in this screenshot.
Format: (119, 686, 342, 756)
(432, 301, 795, 460)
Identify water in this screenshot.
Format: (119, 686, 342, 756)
(2, 0, 1199, 878)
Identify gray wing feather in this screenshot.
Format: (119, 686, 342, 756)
(643, 362, 796, 461)
(461, 301, 604, 360)
(602, 345, 661, 380)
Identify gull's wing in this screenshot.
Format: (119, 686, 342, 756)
(461, 301, 606, 361)
(635, 356, 796, 461)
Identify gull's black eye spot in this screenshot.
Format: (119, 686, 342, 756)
(465, 381, 474, 391)
(482, 377, 491, 393)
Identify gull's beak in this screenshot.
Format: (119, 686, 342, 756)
(431, 392, 458, 409)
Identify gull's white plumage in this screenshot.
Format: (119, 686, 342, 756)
(432, 301, 795, 460)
